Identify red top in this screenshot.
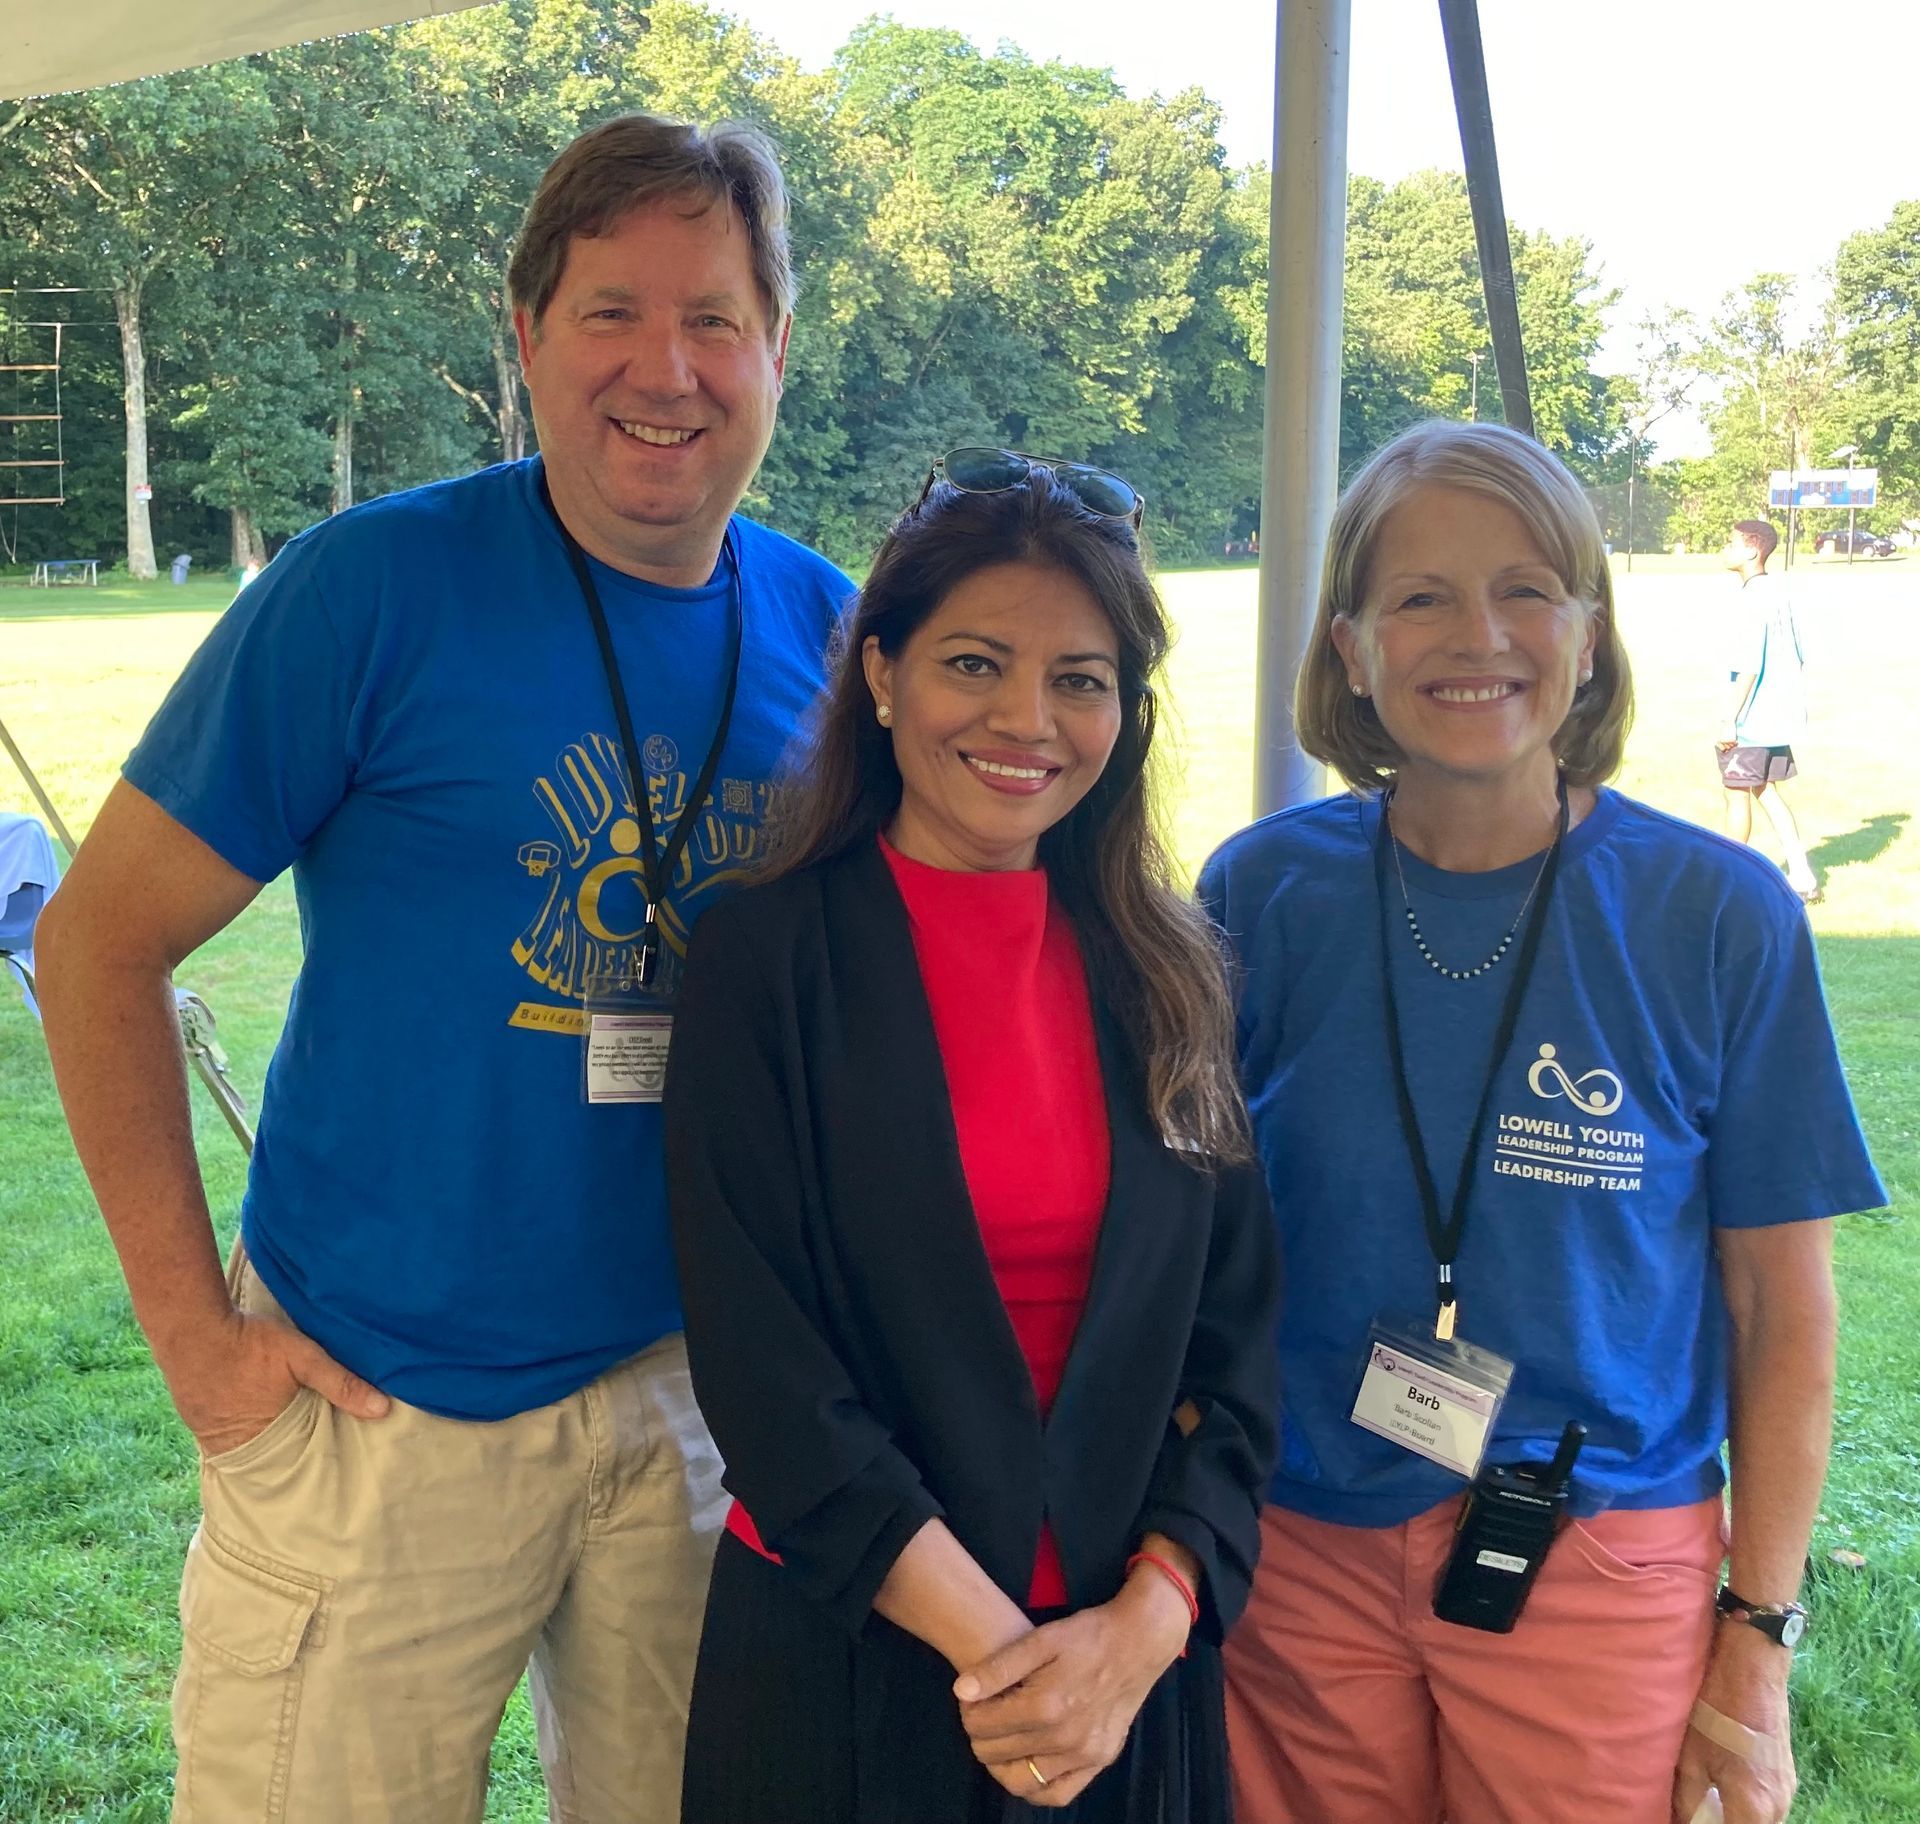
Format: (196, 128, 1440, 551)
(725, 834, 1110, 1609)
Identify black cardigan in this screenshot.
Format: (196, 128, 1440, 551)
(664, 840, 1280, 1642)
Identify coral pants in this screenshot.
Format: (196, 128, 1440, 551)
(1225, 1497, 1726, 1824)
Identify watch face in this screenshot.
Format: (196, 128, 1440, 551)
(1779, 1609, 1808, 1647)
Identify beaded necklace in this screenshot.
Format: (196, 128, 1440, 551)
(1386, 786, 1564, 983)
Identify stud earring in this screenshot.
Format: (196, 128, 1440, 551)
(876, 704, 892, 725)
(1350, 684, 1367, 698)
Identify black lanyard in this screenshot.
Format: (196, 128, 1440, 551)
(541, 475, 744, 987)
(1373, 778, 1567, 1336)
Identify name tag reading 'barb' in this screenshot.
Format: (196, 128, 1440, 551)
(1351, 1332, 1509, 1480)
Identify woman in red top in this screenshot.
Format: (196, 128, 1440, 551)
(666, 454, 1279, 1822)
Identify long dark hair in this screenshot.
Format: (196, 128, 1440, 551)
(768, 476, 1251, 1167)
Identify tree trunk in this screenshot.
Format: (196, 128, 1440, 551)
(230, 506, 266, 569)
(493, 312, 526, 463)
(331, 248, 357, 515)
(332, 404, 354, 515)
(115, 278, 158, 581)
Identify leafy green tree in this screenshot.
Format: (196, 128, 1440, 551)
(168, 277, 335, 564)
(824, 23, 1132, 513)
(1513, 224, 1622, 467)
(1666, 276, 1849, 552)
(1081, 91, 1263, 563)
(1, 65, 281, 575)
(1832, 199, 1920, 527)
(262, 33, 486, 512)
(152, 92, 335, 564)
(1338, 170, 1621, 478)
(1586, 308, 1697, 554)
(754, 21, 1275, 565)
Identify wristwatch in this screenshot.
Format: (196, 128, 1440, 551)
(1716, 1584, 1809, 1648)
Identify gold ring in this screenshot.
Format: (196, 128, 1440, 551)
(1027, 1757, 1050, 1789)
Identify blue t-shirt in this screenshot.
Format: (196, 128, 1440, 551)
(126, 458, 852, 1420)
(1198, 789, 1884, 1527)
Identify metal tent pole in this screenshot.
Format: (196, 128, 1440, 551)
(1439, 0, 1533, 438)
(0, 712, 78, 858)
(1253, 0, 1351, 818)
(175, 989, 256, 1155)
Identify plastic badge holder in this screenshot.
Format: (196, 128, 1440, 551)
(1351, 1316, 1516, 1481)
(581, 966, 677, 1105)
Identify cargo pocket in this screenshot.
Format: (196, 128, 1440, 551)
(173, 1525, 324, 1823)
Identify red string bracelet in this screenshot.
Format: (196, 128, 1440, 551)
(1126, 1550, 1200, 1632)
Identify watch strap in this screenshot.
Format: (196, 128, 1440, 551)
(1715, 1584, 1807, 1645)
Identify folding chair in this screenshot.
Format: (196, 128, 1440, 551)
(1, 808, 254, 1151)
(0, 809, 56, 1018)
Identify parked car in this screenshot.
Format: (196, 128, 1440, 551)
(1814, 526, 1896, 556)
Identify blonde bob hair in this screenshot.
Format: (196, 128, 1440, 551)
(1295, 420, 1633, 794)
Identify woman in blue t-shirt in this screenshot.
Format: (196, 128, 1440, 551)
(1200, 421, 1883, 1824)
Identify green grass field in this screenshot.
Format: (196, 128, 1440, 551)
(2, 560, 1916, 1821)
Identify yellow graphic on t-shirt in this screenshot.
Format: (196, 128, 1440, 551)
(509, 728, 771, 1022)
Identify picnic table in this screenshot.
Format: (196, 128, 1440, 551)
(28, 558, 99, 586)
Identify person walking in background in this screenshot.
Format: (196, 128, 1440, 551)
(34, 114, 850, 1822)
(1718, 518, 1819, 902)
(1204, 422, 1882, 1824)
(666, 454, 1279, 1821)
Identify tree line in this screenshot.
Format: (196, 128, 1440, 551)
(1, 0, 1915, 578)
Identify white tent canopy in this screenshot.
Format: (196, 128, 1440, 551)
(2, 1, 488, 102)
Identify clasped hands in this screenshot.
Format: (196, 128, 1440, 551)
(950, 1569, 1193, 1809)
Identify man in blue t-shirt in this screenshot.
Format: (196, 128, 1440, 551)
(38, 115, 852, 1822)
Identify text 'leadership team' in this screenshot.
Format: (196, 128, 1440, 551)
(35, 111, 1884, 1824)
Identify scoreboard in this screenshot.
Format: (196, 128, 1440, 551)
(1769, 468, 1879, 509)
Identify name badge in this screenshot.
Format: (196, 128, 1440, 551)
(1350, 1319, 1514, 1480)
(585, 1012, 673, 1104)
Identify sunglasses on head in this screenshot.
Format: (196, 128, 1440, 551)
(918, 447, 1146, 528)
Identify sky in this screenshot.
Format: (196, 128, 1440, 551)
(739, 0, 1920, 458)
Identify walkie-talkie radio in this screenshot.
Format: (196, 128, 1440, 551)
(1433, 1421, 1587, 1633)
